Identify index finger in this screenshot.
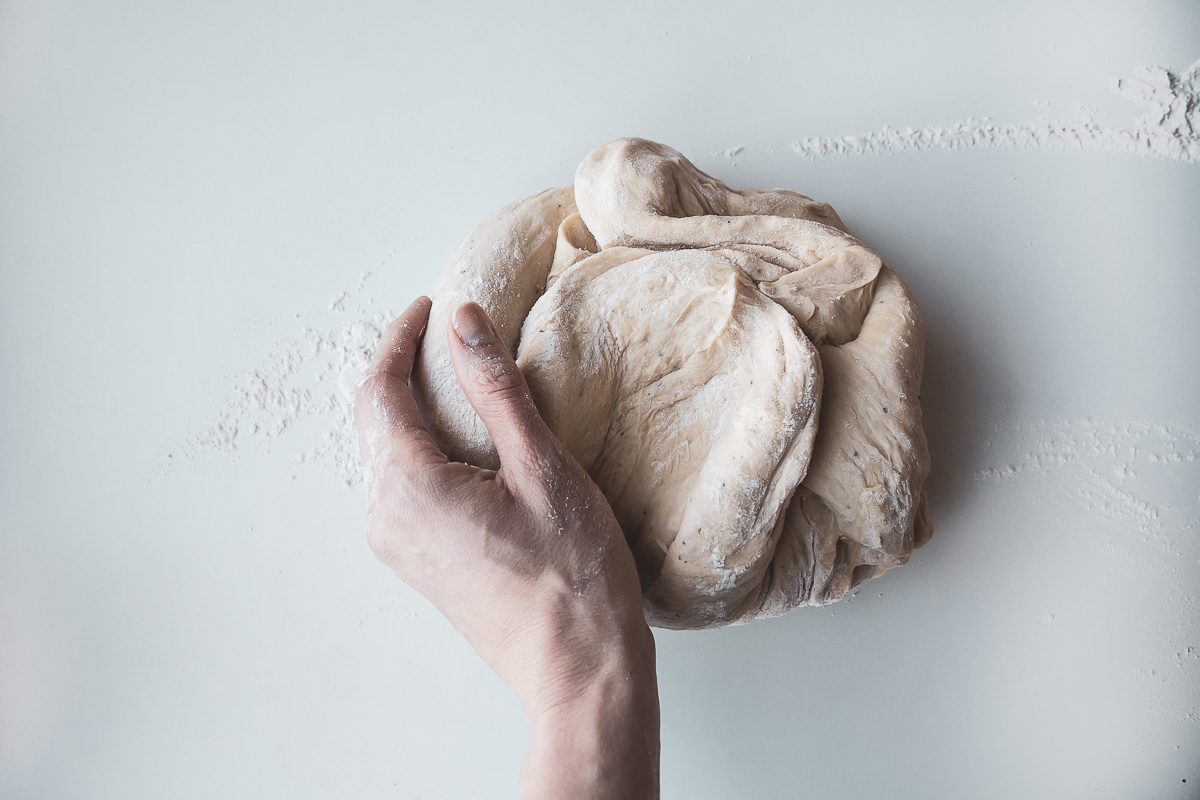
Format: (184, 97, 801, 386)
(355, 296, 446, 466)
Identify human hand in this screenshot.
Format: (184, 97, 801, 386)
(355, 296, 659, 799)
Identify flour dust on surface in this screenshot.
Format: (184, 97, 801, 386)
(784, 60, 1200, 163)
(162, 268, 395, 487)
(967, 417, 1200, 722)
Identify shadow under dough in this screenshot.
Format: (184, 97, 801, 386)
(906, 277, 1003, 545)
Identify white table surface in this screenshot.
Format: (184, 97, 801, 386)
(2, 1, 1198, 797)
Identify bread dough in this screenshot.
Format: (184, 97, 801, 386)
(413, 138, 931, 629)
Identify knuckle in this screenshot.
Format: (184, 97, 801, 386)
(364, 465, 446, 566)
(354, 371, 387, 406)
(503, 439, 563, 497)
(514, 440, 555, 479)
(354, 372, 395, 425)
(471, 356, 527, 399)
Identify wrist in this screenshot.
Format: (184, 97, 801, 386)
(522, 623, 660, 800)
(526, 617, 657, 716)
(512, 590, 655, 717)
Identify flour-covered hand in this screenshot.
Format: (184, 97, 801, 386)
(355, 296, 659, 800)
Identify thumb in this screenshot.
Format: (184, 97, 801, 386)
(446, 302, 555, 476)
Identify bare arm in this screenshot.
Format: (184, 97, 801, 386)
(355, 297, 660, 799)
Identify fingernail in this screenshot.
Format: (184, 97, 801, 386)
(452, 303, 494, 349)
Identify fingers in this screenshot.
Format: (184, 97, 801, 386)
(446, 302, 555, 480)
(368, 296, 431, 380)
(354, 296, 446, 470)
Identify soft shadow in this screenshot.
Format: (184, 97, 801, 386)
(916, 300, 993, 533)
(879, 239, 1006, 545)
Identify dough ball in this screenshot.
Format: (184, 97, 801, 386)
(413, 138, 932, 630)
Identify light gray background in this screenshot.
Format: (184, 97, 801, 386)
(2, 1, 1198, 798)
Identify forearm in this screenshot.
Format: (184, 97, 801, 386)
(521, 625, 660, 800)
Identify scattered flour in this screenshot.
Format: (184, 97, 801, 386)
(970, 417, 1200, 721)
(715, 146, 745, 165)
(786, 60, 1200, 163)
(971, 418, 1200, 546)
(163, 268, 396, 487)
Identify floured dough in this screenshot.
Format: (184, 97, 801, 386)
(413, 138, 931, 630)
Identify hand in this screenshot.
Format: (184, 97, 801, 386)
(355, 296, 660, 799)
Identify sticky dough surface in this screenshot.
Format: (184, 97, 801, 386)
(413, 138, 932, 629)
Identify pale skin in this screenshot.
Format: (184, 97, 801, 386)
(354, 296, 661, 799)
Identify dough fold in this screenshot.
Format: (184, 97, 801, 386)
(413, 138, 931, 629)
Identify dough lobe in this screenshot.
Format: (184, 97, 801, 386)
(413, 138, 931, 629)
